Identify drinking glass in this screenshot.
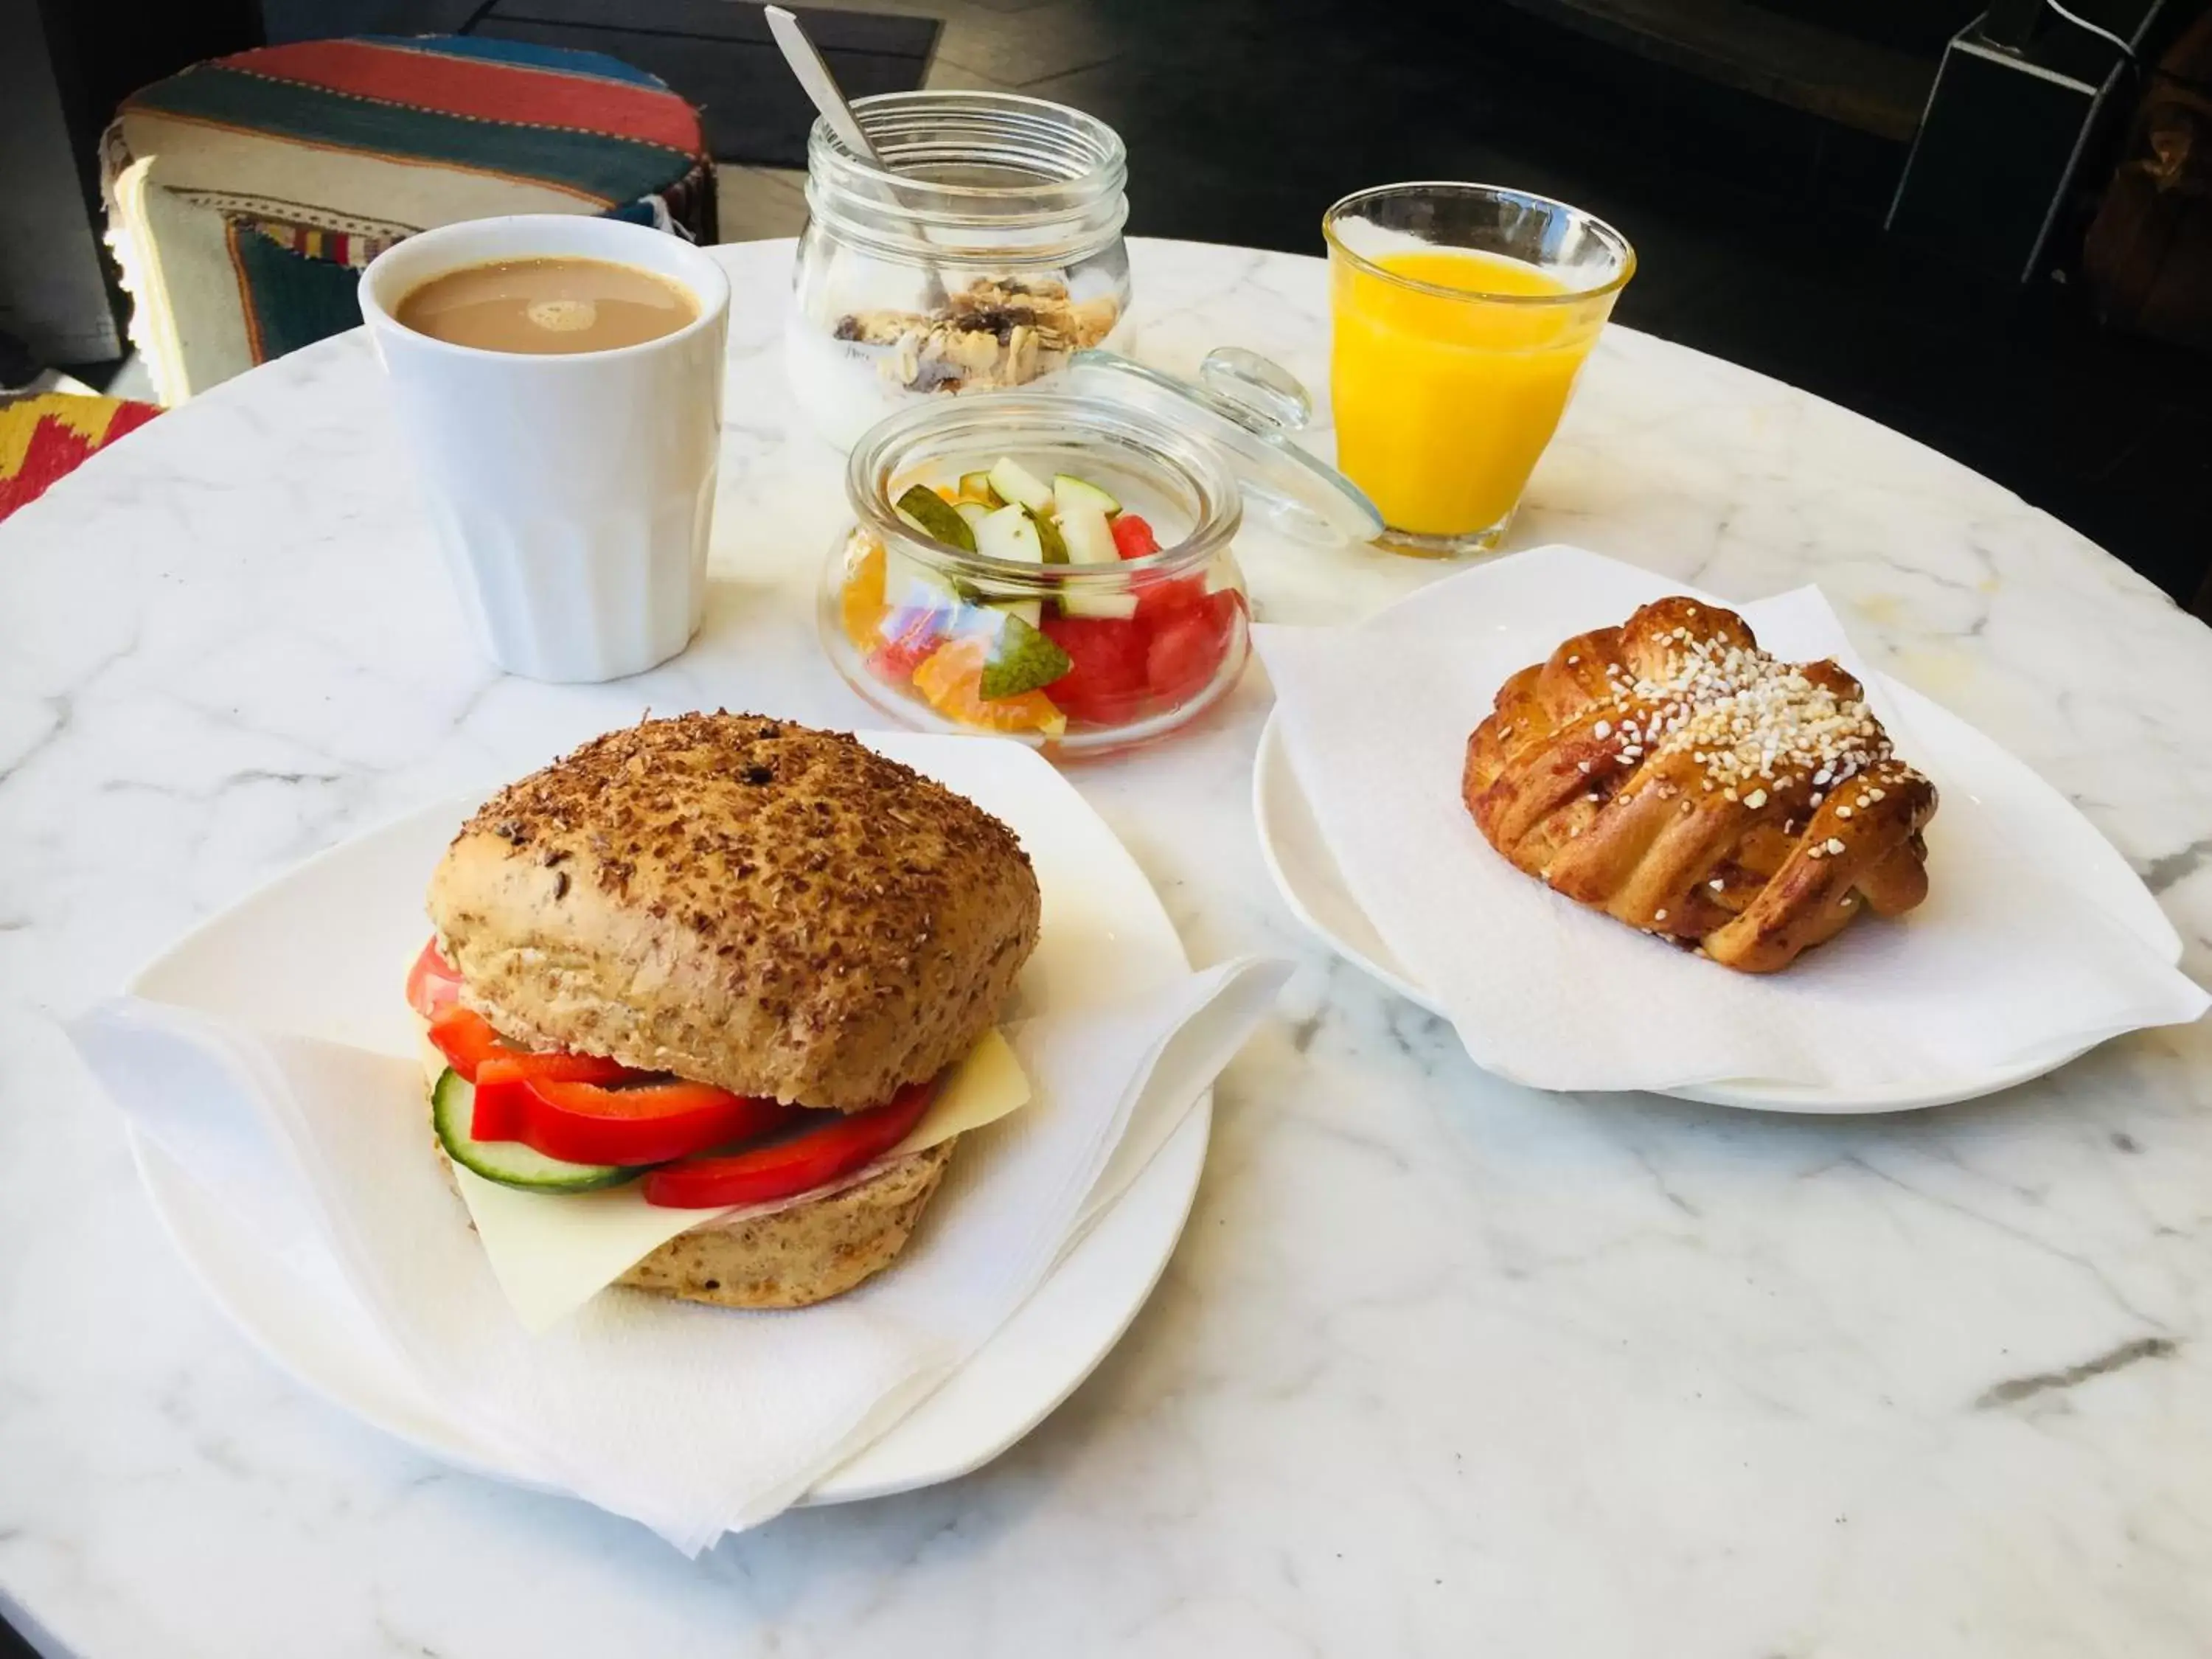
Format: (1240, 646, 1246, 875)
(1324, 183, 1633, 557)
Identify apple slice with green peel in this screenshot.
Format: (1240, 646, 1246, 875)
(953, 500, 992, 535)
(1054, 472, 1121, 520)
(956, 470, 1003, 507)
(968, 504, 1048, 613)
(987, 456, 1054, 512)
(883, 548, 959, 611)
(1027, 506, 1068, 564)
(895, 484, 975, 552)
(1057, 495, 1119, 565)
(973, 502, 1044, 564)
(980, 613, 1071, 699)
(1058, 582, 1139, 620)
(1054, 493, 1133, 617)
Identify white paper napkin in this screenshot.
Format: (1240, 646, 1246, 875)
(1253, 545, 2208, 1094)
(70, 956, 1289, 1554)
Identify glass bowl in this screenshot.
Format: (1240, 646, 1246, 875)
(820, 389, 1251, 757)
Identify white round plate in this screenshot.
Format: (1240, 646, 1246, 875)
(1254, 683, 2183, 1114)
(126, 732, 1208, 1506)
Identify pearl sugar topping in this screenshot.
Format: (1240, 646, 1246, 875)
(1601, 625, 1899, 798)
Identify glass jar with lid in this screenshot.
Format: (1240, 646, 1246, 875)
(786, 91, 1132, 450)
(819, 350, 1385, 757)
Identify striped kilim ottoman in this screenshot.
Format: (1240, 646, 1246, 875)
(100, 35, 716, 403)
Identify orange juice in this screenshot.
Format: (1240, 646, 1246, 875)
(1330, 247, 1613, 542)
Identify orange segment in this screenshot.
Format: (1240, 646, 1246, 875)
(839, 538, 888, 650)
(912, 636, 1066, 737)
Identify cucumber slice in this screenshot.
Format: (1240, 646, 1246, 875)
(894, 484, 976, 552)
(431, 1068, 636, 1193)
(1027, 505, 1068, 564)
(1054, 472, 1121, 519)
(973, 502, 1044, 563)
(956, 471, 1004, 507)
(1057, 495, 1119, 565)
(987, 456, 1054, 512)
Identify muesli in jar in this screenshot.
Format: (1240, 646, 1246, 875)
(787, 91, 1132, 447)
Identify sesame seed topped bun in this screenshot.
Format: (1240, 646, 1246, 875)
(427, 712, 1041, 1111)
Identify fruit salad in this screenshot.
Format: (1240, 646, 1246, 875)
(830, 456, 1249, 748)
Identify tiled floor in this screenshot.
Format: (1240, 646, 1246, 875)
(726, 0, 2211, 613)
(716, 160, 812, 240)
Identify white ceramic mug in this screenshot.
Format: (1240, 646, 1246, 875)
(360, 215, 731, 682)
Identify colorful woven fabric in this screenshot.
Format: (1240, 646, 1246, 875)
(101, 35, 716, 403)
(0, 395, 161, 524)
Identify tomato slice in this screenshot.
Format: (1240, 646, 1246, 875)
(406, 938, 464, 1021)
(642, 1080, 936, 1208)
(477, 1074, 796, 1167)
(426, 1006, 516, 1082)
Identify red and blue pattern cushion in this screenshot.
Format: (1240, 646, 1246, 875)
(104, 35, 716, 388)
(124, 36, 712, 221)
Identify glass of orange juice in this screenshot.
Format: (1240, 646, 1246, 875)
(1324, 183, 1634, 556)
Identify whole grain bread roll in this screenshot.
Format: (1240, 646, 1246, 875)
(421, 1039, 960, 1310)
(451, 1138, 958, 1311)
(428, 712, 1040, 1110)
(614, 1139, 956, 1309)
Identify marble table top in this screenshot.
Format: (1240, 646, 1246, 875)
(4, 237, 2211, 1659)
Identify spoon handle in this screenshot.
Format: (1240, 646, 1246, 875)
(764, 6, 880, 162)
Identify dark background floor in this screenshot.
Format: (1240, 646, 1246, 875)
(988, 0, 2210, 610)
(383, 0, 2212, 609)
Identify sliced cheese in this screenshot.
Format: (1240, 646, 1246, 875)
(887, 1023, 1030, 1158)
(453, 1029, 1032, 1332)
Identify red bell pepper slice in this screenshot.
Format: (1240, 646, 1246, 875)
(476, 1050, 636, 1090)
(426, 1005, 517, 1083)
(477, 1074, 796, 1168)
(641, 1081, 936, 1208)
(406, 937, 465, 1021)
(470, 1049, 640, 1137)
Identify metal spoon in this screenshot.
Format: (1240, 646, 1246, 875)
(763, 4, 949, 310)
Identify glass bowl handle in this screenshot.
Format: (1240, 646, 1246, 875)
(1199, 347, 1312, 434)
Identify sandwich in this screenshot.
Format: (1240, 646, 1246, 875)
(404, 712, 1040, 1309)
